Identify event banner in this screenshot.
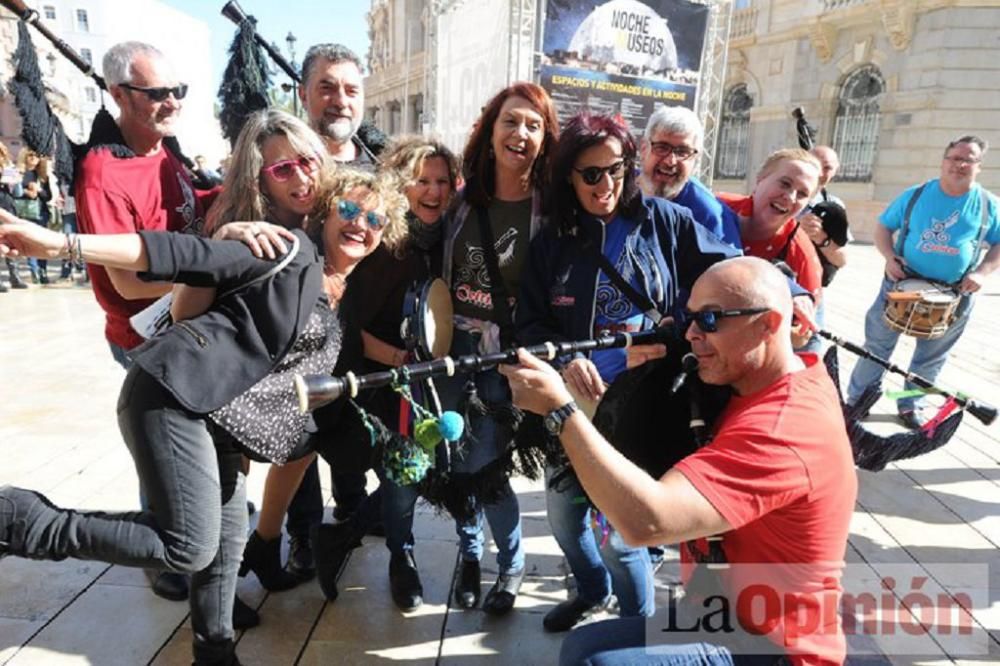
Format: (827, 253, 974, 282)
(540, 0, 710, 134)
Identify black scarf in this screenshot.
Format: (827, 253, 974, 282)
(406, 212, 443, 252)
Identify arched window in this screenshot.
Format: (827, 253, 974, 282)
(715, 84, 753, 180)
(831, 65, 884, 182)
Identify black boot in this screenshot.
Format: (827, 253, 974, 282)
(232, 595, 259, 630)
(238, 531, 300, 591)
(389, 551, 423, 611)
(192, 637, 242, 665)
(309, 522, 357, 601)
(38, 267, 50, 285)
(453, 559, 481, 609)
(146, 570, 189, 601)
(285, 531, 316, 581)
(0, 486, 42, 558)
(7, 263, 27, 289)
(482, 568, 524, 616)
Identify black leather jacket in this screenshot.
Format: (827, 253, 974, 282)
(132, 228, 324, 413)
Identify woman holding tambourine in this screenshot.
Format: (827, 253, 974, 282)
(347, 135, 461, 611)
(516, 112, 738, 633)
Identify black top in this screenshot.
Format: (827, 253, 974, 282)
(353, 244, 436, 356)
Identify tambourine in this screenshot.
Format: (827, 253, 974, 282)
(400, 278, 454, 361)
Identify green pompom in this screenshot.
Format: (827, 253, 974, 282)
(384, 439, 432, 486)
(414, 418, 443, 451)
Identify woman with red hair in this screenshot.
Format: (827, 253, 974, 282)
(439, 82, 559, 616)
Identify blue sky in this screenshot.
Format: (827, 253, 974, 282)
(164, 0, 371, 91)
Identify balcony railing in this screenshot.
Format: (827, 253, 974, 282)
(822, 0, 871, 11)
(730, 7, 758, 40)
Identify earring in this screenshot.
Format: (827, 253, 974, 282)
(488, 146, 495, 159)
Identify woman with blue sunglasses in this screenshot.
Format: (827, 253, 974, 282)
(516, 112, 738, 634)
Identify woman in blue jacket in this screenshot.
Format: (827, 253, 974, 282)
(516, 112, 738, 633)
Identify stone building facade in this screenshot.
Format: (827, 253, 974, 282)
(364, 0, 536, 153)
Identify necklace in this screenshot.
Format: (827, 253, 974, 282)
(322, 264, 346, 304)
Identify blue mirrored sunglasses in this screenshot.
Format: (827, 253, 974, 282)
(680, 307, 770, 333)
(337, 199, 386, 229)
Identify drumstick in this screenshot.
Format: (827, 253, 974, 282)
(885, 292, 923, 302)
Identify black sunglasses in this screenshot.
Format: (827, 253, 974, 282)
(681, 307, 771, 333)
(573, 160, 626, 186)
(120, 83, 189, 102)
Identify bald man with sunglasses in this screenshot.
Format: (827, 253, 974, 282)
(74, 41, 212, 603)
(502, 257, 857, 666)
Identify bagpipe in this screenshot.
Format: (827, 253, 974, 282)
(0, 0, 195, 186)
(792, 107, 849, 248)
(219, 0, 386, 158)
(297, 303, 998, 504)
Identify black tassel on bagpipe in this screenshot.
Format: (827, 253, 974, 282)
(217, 17, 272, 147)
(8, 21, 75, 184)
(415, 378, 549, 522)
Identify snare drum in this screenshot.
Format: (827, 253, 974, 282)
(400, 278, 454, 360)
(883, 278, 960, 339)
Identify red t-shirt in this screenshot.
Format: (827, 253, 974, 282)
(674, 355, 857, 666)
(76, 147, 209, 350)
(717, 192, 823, 299)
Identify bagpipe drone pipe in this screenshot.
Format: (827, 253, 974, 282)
(296, 326, 732, 520)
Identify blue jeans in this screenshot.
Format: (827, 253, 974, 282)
(439, 329, 524, 573)
(455, 484, 523, 572)
(559, 614, 786, 666)
(26, 218, 47, 274)
(547, 465, 654, 616)
(846, 277, 974, 412)
(108, 341, 132, 371)
(383, 476, 419, 555)
(10, 367, 247, 663)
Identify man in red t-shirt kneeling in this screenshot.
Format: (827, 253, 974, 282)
(501, 256, 858, 666)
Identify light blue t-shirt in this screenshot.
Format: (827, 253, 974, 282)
(880, 179, 1000, 283)
(592, 217, 644, 384)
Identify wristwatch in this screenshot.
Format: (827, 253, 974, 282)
(544, 401, 579, 436)
(819, 237, 833, 248)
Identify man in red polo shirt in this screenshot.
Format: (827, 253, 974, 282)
(501, 257, 857, 665)
(76, 41, 210, 601)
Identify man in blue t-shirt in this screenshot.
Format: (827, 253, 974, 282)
(638, 106, 741, 247)
(847, 135, 1000, 428)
